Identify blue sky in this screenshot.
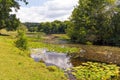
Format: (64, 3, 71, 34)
(13, 0, 78, 22)
(20, 0, 46, 7)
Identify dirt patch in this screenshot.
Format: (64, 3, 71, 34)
(79, 49, 120, 65)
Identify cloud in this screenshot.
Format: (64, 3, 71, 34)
(12, 0, 78, 22)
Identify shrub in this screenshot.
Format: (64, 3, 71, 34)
(15, 26, 28, 50)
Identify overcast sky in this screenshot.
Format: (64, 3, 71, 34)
(12, 0, 78, 23)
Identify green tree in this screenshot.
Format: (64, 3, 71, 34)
(29, 26, 38, 32)
(36, 20, 68, 34)
(110, 9, 120, 46)
(67, 0, 120, 45)
(0, 0, 27, 30)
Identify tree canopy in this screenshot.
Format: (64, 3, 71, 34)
(24, 20, 69, 34)
(67, 0, 120, 46)
(0, 0, 27, 30)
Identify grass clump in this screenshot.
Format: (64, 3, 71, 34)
(71, 62, 120, 80)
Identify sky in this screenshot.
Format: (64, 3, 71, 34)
(12, 0, 78, 23)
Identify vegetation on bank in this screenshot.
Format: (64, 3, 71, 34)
(15, 26, 28, 50)
(0, 0, 120, 80)
(0, 0, 120, 47)
(27, 32, 120, 80)
(0, 35, 67, 80)
(67, 0, 120, 46)
(25, 32, 79, 53)
(71, 62, 120, 80)
(29, 41, 79, 53)
(0, 30, 120, 80)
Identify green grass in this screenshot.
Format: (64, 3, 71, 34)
(0, 31, 120, 80)
(27, 33, 79, 53)
(29, 41, 79, 53)
(0, 35, 67, 80)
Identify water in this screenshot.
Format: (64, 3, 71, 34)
(30, 48, 73, 69)
(30, 48, 84, 80)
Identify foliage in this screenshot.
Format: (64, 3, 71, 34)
(67, 0, 120, 46)
(23, 22, 39, 32)
(24, 20, 70, 34)
(0, 0, 27, 30)
(15, 26, 28, 50)
(71, 62, 120, 80)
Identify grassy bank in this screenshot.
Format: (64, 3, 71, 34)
(0, 35, 67, 80)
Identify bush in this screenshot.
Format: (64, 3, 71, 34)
(15, 26, 28, 50)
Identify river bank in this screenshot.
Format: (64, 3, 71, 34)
(28, 33, 120, 65)
(0, 31, 119, 80)
(30, 48, 120, 80)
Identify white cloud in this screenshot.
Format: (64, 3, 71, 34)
(12, 0, 78, 22)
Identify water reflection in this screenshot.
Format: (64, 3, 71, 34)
(30, 48, 73, 69)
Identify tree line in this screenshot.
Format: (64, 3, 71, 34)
(24, 20, 70, 34)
